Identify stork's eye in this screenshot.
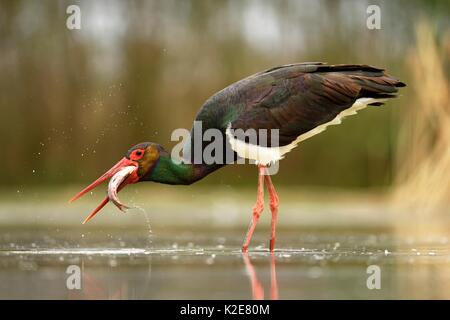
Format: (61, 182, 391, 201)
(130, 149, 144, 160)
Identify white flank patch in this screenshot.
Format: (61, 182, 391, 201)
(226, 98, 385, 165)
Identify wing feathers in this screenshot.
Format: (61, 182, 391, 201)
(194, 62, 406, 148)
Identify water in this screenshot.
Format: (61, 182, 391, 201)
(1, 227, 449, 299)
(132, 205, 153, 247)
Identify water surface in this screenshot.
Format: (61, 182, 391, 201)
(1, 226, 449, 299)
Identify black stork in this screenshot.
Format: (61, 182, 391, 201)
(70, 62, 405, 252)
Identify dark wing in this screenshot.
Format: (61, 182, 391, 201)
(194, 62, 405, 147)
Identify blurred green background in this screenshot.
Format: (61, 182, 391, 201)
(0, 0, 448, 191)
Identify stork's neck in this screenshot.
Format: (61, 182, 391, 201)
(148, 152, 223, 185)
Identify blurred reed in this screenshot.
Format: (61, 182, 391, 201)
(392, 22, 450, 296)
(392, 20, 450, 231)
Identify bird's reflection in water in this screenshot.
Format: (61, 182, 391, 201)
(67, 253, 279, 299)
(242, 252, 279, 300)
(68, 263, 127, 300)
(73, 272, 127, 300)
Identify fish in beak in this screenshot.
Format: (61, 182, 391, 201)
(69, 157, 140, 224)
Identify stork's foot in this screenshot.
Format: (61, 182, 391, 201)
(242, 165, 266, 253)
(242, 165, 280, 252)
(265, 173, 279, 252)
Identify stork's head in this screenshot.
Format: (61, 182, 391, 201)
(69, 142, 162, 223)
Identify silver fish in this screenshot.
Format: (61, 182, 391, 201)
(107, 166, 136, 212)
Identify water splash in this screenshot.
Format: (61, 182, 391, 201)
(130, 204, 153, 248)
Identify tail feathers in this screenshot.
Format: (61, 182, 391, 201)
(313, 63, 406, 106)
(350, 73, 406, 106)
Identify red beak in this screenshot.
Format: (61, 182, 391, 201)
(69, 157, 139, 224)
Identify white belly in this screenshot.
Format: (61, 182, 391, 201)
(225, 98, 384, 166)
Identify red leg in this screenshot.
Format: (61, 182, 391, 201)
(264, 173, 279, 252)
(242, 165, 266, 253)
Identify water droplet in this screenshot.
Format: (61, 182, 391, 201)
(109, 258, 118, 267)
